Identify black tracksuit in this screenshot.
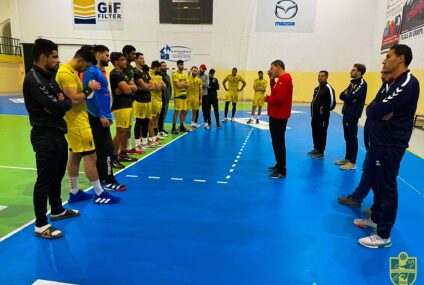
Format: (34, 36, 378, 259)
(310, 82, 336, 153)
(366, 71, 420, 239)
(206, 76, 220, 126)
(23, 65, 72, 227)
(339, 77, 367, 163)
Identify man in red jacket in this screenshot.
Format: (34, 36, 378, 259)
(265, 60, 293, 179)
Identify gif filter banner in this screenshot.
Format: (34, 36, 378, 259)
(255, 0, 317, 33)
(72, 0, 124, 30)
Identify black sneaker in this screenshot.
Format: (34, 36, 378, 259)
(312, 153, 324, 159)
(112, 159, 125, 169)
(338, 196, 361, 208)
(268, 165, 279, 172)
(118, 154, 138, 162)
(307, 149, 319, 155)
(217, 124, 222, 128)
(171, 128, 179, 134)
(247, 119, 252, 124)
(179, 125, 190, 132)
(256, 119, 260, 124)
(269, 172, 286, 179)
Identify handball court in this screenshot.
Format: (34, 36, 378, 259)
(0, 95, 423, 285)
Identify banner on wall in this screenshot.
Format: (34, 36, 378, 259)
(255, 0, 317, 33)
(381, 0, 405, 52)
(400, 0, 424, 41)
(72, 0, 124, 30)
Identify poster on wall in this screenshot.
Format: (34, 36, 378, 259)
(381, 0, 405, 52)
(255, 0, 317, 33)
(72, 0, 124, 30)
(159, 0, 213, 24)
(400, 0, 424, 41)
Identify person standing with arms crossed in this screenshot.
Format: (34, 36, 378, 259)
(222, 67, 246, 122)
(24, 39, 80, 239)
(247, 70, 267, 124)
(266, 60, 293, 179)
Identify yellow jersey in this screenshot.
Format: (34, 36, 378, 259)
(172, 71, 189, 99)
(224, 74, 244, 95)
(56, 63, 89, 130)
(253, 78, 267, 97)
(149, 71, 163, 102)
(187, 76, 202, 100)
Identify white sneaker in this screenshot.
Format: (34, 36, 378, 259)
(231, 118, 235, 122)
(358, 234, 392, 248)
(196, 123, 201, 127)
(157, 134, 165, 140)
(159, 132, 168, 137)
(354, 217, 377, 229)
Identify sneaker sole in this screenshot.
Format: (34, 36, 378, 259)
(358, 240, 392, 248)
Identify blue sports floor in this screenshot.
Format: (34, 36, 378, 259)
(0, 96, 423, 284)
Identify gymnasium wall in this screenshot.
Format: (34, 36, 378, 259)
(5, 0, 423, 114)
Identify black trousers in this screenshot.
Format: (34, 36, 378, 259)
(311, 116, 329, 153)
(89, 114, 115, 183)
(269, 117, 288, 173)
(343, 117, 359, 163)
(369, 146, 405, 239)
(351, 151, 372, 204)
(200, 95, 208, 123)
(158, 92, 171, 131)
(206, 96, 220, 126)
(31, 127, 67, 227)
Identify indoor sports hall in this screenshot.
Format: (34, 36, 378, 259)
(1, 1, 424, 284)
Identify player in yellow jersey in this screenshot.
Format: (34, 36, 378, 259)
(222, 67, 246, 122)
(187, 66, 203, 129)
(247, 70, 267, 124)
(56, 46, 120, 205)
(171, 60, 191, 134)
(149, 61, 166, 145)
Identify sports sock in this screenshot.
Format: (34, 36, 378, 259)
(70, 176, 79, 194)
(91, 179, 104, 195)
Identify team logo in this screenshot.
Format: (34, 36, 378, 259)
(275, 0, 298, 20)
(390, 252, 417, 285)
(73, 0, 122, 25)
(160, 45, 192, 62)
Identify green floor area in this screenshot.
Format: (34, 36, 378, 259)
(0, 114, 182, 238)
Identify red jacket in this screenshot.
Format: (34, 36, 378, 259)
(265, 73, 293, 119)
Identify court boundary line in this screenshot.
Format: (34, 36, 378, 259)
(0, 132, 188, 243)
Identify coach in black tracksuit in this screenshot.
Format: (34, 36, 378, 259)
(338, 64, 367, 167)
(310, 70, 336, 158)
(23, 39, 78, 238)
(358, 44, 419, 248)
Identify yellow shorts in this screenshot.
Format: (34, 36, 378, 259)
(174, 98, 188, 111)
(151, 100, 163, 117)
(225, 92, 238, 103)
(113, 108, 133, 128)
(133, 101, 152, 119)
(253, 95, 264, 107)
(66, 127, 95, 153)
(187, 97, 200, 110)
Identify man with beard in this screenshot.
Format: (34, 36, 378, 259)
(158, 61, 172, 136)
(23, 38, 79, 239)
(84, 45, 127, 191)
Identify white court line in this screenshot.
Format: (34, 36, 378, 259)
(171, 178, 183, 181)
(232, 164, 236, 167)
(398, 176, 424, 197)
(126, 175, 138, 178)
(234, 160, 238, 163)
(194, 179, 206, 183)
(229, 169, 234, 173)
(0, 206, 7, 212)
(226, 175, 231, 179)
(236, 156, 240, 159)
(0, 132, 189, 244)
(0, 165, 85, 174)
(33, 280, 77, 285)
(148, 176, 160, 179)
(217, 181, 228, 184)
